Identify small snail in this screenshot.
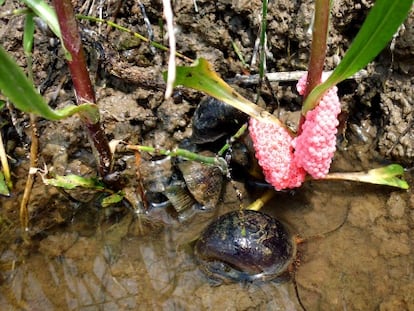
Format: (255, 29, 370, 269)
(191, 96, 248, 144)
(140, 151, 224, 217)
(177, 151, 223, 210)
(194, 210, 296, 284)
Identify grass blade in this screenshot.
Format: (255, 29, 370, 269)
(41, 174, 105, 190)
(170, 58, 282, 126)
(23, 12, 35, 56)
(0, 45, 60, 120)
(20, 0, 61, 39)
(0, 46, 100, 121)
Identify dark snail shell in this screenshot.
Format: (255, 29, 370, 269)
(191, 96, 248, 144)
(195, 210, 296, 283)
(177, 151, 223, 209)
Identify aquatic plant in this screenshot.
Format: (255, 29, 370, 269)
(0, 0, 111, 178)
(53, 0, 112, 176)
(0, 0, 116, 228)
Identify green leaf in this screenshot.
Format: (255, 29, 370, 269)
(303, 0, 413, 113)
(325, 164, 409, 189)
(0, 45, 58, 119)
(0, 45, 100, 123)
(20, 0, 62, 40)
(42, 174, 105, 190)
(101, 192, 124, 207)
(170, 58, 281, 125)
(0, 171, 10, 196)
(364, 164, 409, 189)
(23, 12, 35, 56)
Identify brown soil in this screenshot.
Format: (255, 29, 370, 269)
(0, 0, 413, 310)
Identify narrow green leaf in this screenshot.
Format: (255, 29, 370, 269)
(42, 174, 105, 190)
(303, 0, 413, 113)
(23, 12, 35, 56)
(0, 45, 59, 119)
(57, 103, 101, 124)
(0, 46, 100, 122)
(231, 40, 248, 68)
(170, 58, 281, 125)
(0, 171, 10, 196)
(101, 192, 124, 207)
(20, 0, 61, 40)
(0, 0, 5, 6)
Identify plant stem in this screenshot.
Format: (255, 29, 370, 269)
(298, 0, 330, 133)
(162, 0, 176, 98)
(0, 128, 11, 192)
(304, 0, 330, 98)
(53, 0, 112, 177)
(246, 189, 275, 211)
(20, 21, 37, 230)
(258, 0, 268, 81)
(20, 115, 38, 231)
(254, 0, 268, 104)
(127, 144, 229, 175)
(217, 123, 248, 156)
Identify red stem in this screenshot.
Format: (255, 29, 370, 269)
(298, 0, 330, 134)
(53, 0, 112, 177)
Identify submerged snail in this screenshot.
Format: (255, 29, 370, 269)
(194, 210, 296, 284)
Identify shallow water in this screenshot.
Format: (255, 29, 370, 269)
(1, 173, 413, 310)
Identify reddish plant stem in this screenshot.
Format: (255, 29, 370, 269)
(53, 0, 112, 176)
(298, 0, 330, 135)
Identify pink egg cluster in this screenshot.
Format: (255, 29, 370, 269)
(249, 118, 306, 191)
(294, 74, 341, 178)
(249, 73, 341, 190)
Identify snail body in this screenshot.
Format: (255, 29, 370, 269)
(195, 210, 296, 284)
